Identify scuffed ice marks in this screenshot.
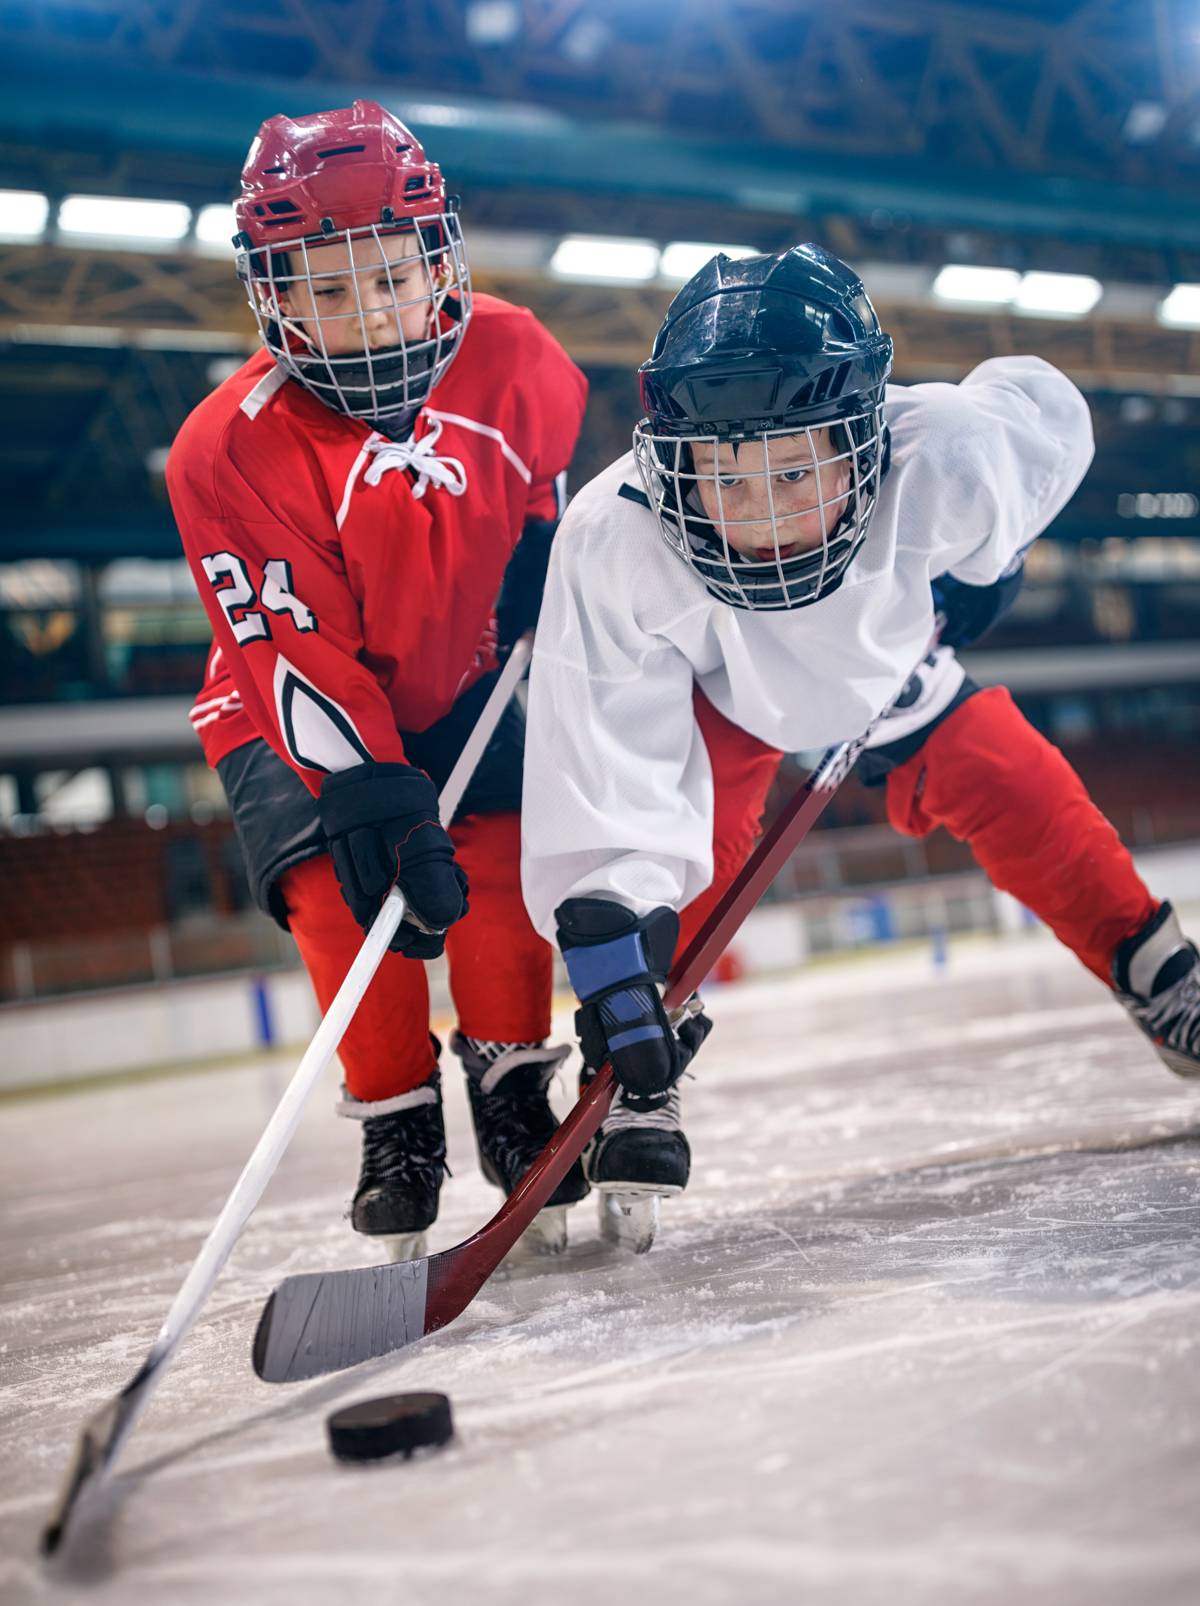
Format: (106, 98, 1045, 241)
(790, 1137, 1200, 1311)
(1, 927, 1200, 1605)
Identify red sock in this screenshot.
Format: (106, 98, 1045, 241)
(279, 810, 552, 1104)
(280, 853, 437, 1103)
(445, 810, 553, 1043)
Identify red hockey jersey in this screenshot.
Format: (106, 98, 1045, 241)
(169, 294, 587, 790)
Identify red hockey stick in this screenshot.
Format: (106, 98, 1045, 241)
(251, 636, 933, 1385)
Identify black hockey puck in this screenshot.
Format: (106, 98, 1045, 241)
(326, 1392, 454, 1463)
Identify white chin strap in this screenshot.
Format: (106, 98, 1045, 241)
(277, 311, 321, 356)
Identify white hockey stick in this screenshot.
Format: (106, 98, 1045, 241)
(41, 635, 533, 1557)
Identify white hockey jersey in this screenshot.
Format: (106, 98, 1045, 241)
(520, 356, 1094, 939)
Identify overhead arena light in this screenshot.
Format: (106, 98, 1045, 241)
(931, 264, 1021, 306)
(659, 241, 758, 283)
(194, 204, 237, 252)
(1158, 283, 1200, 328)
(1013, 271, 1103, 317)
(1122, 101, 1168, 144)
(58, 195, 192, 244)
(549, 235, 661, 283)
(464, 0, 521, 45)
(0, 189, 50, 241)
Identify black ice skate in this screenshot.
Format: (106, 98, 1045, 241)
(343, 1070, 448, 1262)
(582, 1070, 691, 1254)
(1112, 901, 1200, 1079)
(453, 1032, 589, 1254)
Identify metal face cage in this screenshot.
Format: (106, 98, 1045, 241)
(631, 405, 886, 611)
(237, 211, 472, 424)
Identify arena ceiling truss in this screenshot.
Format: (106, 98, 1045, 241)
(0, 0, 1197, 554)
(2, 0, 1196, 185)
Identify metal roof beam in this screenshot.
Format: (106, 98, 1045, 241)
(4, 49, 1200, 252)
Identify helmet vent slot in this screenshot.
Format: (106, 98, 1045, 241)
(263, 166, 286, 175)
(800, 361, 851, 407)
(404, 176, 430, 193)
(266, 200, 302, 215)
(316, 143, 366, 159)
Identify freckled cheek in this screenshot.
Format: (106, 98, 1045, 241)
(825, 464, 853, 507)
(695, 484, 724, 525)
(702, 494, 783, 543)
(784, 469, 851, 528)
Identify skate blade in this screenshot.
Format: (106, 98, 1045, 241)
(498, 1206, 570, 1270)
(521, 1205, 570, 1256)
(380, 1231, 428, 1263)
(598, 1190, 665, 1254)
(1155, 1043, 1200, 1080)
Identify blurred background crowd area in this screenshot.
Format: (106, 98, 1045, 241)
(0, 0, 1198, 1010)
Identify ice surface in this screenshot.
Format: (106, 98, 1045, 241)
(2, 929, 1199, 1606)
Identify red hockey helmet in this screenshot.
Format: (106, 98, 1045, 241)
(233, 101, 472, 426)
(235, 101, 447, 252)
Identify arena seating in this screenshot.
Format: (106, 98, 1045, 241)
(3, 733, 1198, 1001)
(0, 819, 246, 943)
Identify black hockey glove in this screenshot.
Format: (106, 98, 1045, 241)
(495, 517, 558, 653)
(556, 897, 712, 1102)
(931, 563, 1025, 650)
(317, 762, 468, 958)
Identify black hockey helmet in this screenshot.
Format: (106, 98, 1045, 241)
(633, 244, 893, 610)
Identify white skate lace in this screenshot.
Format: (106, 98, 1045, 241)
(363, 414, 467, 500)
(1124, 961, 1200, 1057)
(603, 1083, 683, 1136)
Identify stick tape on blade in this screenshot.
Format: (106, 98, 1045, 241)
(253, 1258, 429, 1384)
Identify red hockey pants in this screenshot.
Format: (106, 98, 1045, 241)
(681, 684, 1156, 982)
(280, 685, 1154, 1103)
(277, 694, 781, 1104)
(692, 686, 1156, 986)
(280, 810, 551, 1104)
(882, 686, 1155, 984)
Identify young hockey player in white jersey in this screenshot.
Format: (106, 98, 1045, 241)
(520, 244, 1200, 1241)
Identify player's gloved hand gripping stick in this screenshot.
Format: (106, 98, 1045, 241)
(318, 761, 469, 957)
(249, 621, 944, 1387)
(40, 636, 534, 1559)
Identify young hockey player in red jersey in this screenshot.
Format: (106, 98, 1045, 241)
(168, 101, 590, 1256)
(521, 245, 1200, 1244)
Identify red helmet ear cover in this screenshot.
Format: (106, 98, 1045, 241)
(236, 99, 447, 252)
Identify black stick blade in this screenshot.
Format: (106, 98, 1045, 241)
(252, 1257, 429, 1383)
(40, 1365, 151, 1557)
